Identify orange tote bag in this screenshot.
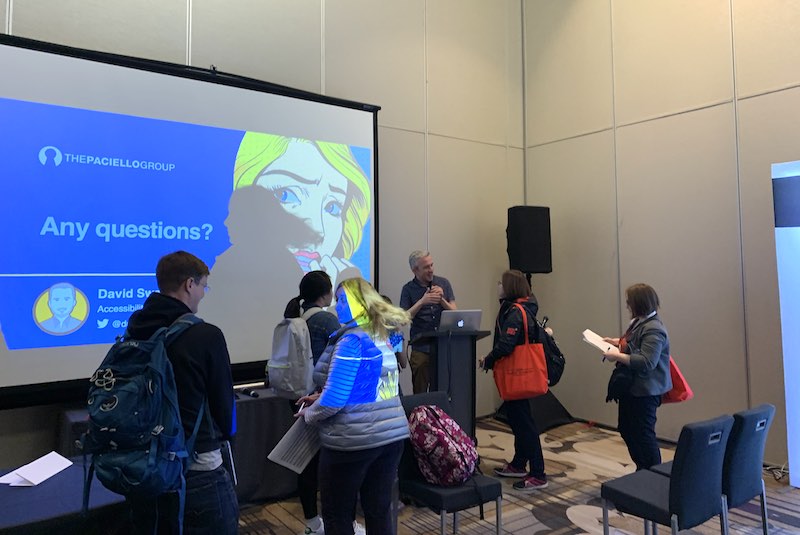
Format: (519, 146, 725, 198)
(492, 304, 549, 400)
(662, 356, 693, 403)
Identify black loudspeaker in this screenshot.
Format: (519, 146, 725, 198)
(506, 206, 552, 273)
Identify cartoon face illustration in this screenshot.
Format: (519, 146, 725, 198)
(48, 284, 77, 320)
(256, 140, 348, 266)
(233, 133, 371, 280)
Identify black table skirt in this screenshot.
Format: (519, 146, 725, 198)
(232, 387, 298, 503)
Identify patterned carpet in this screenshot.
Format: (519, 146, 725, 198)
(240, 419, 800, 534)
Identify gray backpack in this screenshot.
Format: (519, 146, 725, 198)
(267, 308, 321, 399)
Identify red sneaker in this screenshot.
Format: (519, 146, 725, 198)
(493, 463, 527, 478)
(513, 475, 548, 491)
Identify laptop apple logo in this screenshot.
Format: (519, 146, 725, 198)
(457, 319, 465, 328)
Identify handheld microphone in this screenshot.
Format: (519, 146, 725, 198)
(240, 387, 260, 398)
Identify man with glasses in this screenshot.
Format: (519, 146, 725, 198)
(125, 250, 238, 534)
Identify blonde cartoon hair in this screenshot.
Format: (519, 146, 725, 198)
(338, 278, 410, 340)
(233, 132, 371, 258)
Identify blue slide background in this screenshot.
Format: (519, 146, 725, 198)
(0, 97, 373, 350)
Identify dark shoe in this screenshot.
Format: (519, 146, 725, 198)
(513, 475, 548, 491)
(493, 463, 527, 478)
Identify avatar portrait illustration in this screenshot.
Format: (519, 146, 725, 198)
(33, 282, 88, 336)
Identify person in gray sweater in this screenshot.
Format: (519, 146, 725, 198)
(602, 283, 672, 471)
(299, 277, 410, 535)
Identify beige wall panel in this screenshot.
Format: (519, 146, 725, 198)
(506, 0, 524, 149)
(524, 0, 613, 145)
(192, 0, 321, 92)
(376, 127, 427, 304)
(733, 1, 800, 98)
(1, 2, 7, 35)
(612, 0, 733, 126)
(427, 136, 524, 417)
(616, 104, 746, 441)
(326, 0, 425, 133)
(426, 0, 520, 146)
(376, 127, 427, 396)
(525, 131, 619, 427)
(736, 89, 800, 464)
(13, 0, 185, 64)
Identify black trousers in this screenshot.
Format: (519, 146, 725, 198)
(504, 398, 545, 478)
(319, 441, 403, 535)
(617, 394, 662, 471)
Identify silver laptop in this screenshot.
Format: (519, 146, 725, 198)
(438, 309, 482, 332)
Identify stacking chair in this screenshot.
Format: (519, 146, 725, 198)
(398, 391, 503, 535)
(721, 404, 776, 534)
(601, 414, 734, 535)
(649, 404, 775, 534)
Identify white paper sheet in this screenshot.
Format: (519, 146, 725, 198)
(267, 417, 320, 474)
(582, 329, 615, 354)
(0, 451, 72, 486)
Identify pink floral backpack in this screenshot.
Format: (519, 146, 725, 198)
(408, 405, 478, 486)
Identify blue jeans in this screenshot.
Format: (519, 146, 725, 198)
(129, 465, 239, 534)
(504, 398, 545, 478)
(618, 394, 662, 471)
(319, 441, 403, 535)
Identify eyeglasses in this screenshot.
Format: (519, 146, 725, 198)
(192, 278, 210, 293)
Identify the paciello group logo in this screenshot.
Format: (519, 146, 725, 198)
(38, 145, 176, 172)
(38, 146, 63, 166)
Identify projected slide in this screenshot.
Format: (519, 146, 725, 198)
(772, 161, 800, 488)
(0, 96, 372, 352)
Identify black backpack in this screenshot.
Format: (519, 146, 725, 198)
(537, 316, 566, 387)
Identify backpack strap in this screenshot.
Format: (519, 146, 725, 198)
(173, 398, 207, 535)
(166, 313, 203, 345)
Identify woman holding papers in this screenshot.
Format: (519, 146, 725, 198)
(299, 278, 410, 535)
(479, 269, 549, 492)
(601, 283, 672, 471)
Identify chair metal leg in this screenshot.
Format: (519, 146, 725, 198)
(671, 514, 679, 535)
(721, 495, 729, 535)
(652, 520, 658, 535)
(453, 511, 458, 534)
(644, 518, 652, 535)
(602, 499, 610, 535)
(440, 509, 446, 535)
(496, 496, 502, 535)
(760, 479, 770, 535)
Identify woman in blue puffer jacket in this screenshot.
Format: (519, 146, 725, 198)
(299, 277, 410, 535)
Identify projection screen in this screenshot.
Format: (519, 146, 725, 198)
(0, 36, 379, 408)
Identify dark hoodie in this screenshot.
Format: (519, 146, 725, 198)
(127, 292, 235, 453)
(483, 295, 540, 370)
